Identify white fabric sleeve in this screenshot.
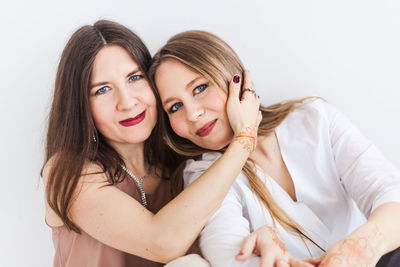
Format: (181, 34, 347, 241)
(322, 101, 400, 216)
(183, 154, 261, 266)
(198, 179, 261, 267)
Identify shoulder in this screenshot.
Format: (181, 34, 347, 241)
(43, 154, 108, 185)
(280, 97, 340, 130)
(290, 98, 336, 119)
(43, 154, 109, 227)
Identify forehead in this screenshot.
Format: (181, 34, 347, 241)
(91, 45, 138, 81)
(155, 60, 200, 91)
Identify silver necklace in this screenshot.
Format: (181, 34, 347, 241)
(120, 164, 149, 207)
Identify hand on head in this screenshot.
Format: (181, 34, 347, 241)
(226, 70, 262, 152)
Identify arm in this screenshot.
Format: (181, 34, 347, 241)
(44, 72, 261, 263)
(186, 173, 317, 267)
(195, 176, 262, 267)
(318, 101, 400, 266)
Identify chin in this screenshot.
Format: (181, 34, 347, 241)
(200, 139, 231, 151)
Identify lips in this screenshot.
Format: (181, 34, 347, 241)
(196, 119, 217, 137)
(119, 111, 146, 127)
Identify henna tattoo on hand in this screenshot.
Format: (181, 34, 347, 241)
(319, 224, 385, 267)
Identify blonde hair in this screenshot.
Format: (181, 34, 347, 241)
(148, 30, 324, 252)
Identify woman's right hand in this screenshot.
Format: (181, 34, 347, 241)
(236, 226, 321, 267)
(226, 70, 262, 151)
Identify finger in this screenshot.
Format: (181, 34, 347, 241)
(302, 258, 321, 265)
(228, 74, 241, 101)
(259, 252, 275, 267)
(242, 70, 254, 91)
(235, 234, 256, 261)
(240, 70, 256, 100)
(275, 259, 290, 267)
(256, 111, 262, 126)
(289, 258, 316, 267)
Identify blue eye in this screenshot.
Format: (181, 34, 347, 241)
(169, 102, 183, 113)
(95, 86, 110, 96)
(128, 75, 142, 82)
(194, 84, 207, 94)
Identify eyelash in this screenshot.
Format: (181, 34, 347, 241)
(94, 74, 143, 96)
(168, 83, 208, 114)
(128, 74, 143, 82)
(95, 86, 110, 96)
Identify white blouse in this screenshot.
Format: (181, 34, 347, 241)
(183, 100, 400, 267)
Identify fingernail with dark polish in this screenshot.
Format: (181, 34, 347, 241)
(233, 75, 240, 84)
(238, 252, 244, 256)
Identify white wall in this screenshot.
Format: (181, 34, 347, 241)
(1, 0, 399, 266)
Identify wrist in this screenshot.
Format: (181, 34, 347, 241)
(232, 124, 257, 153)
(350, 221, 387, 259)
(226, 138, 252, 156)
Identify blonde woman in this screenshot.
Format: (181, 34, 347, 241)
(149, 30, 400, 267)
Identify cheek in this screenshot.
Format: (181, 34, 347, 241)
(90, 101, 107, 128)
(206, 88, 228, 113)
(145, 85, 158, 108)
(169, 115, 189, 138)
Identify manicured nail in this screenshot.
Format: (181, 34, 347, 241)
(233, 75, 240, 84)
(237, 252, 244, 256)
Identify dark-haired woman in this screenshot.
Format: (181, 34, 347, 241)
(150, 30, 400, 267)
(42, 20, 262, 266)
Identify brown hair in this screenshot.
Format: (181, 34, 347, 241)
(42, 20, 178, 233)
(148, 30, 324, 252)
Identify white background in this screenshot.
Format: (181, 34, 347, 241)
(1, 0, 399, 266)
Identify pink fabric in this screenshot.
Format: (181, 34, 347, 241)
(50, 176, 173, 267)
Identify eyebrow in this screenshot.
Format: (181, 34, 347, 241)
(162, 76, 203, 107)
(90, 68, 141, 89)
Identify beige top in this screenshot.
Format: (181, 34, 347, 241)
(50, 176, 173, 267)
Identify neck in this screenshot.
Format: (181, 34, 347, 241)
(112, 141, 148, 176)
(250, 133, 280, 163)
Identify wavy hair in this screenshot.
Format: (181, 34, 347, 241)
(42, 20, 178, 233)
(148, 30, 324, 252)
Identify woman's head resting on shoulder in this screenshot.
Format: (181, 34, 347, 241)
(149, 30, 322, 249)
(149, 30, 246, 155)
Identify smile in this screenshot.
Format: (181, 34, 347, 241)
(196, 119, 217, 137)
(119, 111, 146, 127)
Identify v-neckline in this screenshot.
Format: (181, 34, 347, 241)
(253, 129, 300, 204)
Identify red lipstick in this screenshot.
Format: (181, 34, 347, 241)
(119, 111, 146, 127)
(196, 119, 217, 137)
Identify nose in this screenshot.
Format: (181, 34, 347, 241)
(116, 87, 138, 111)
(186, 102, 204, 122)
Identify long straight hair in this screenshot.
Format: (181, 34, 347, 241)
(42, 20, 179, 233)
(148, 30, 324, 252)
